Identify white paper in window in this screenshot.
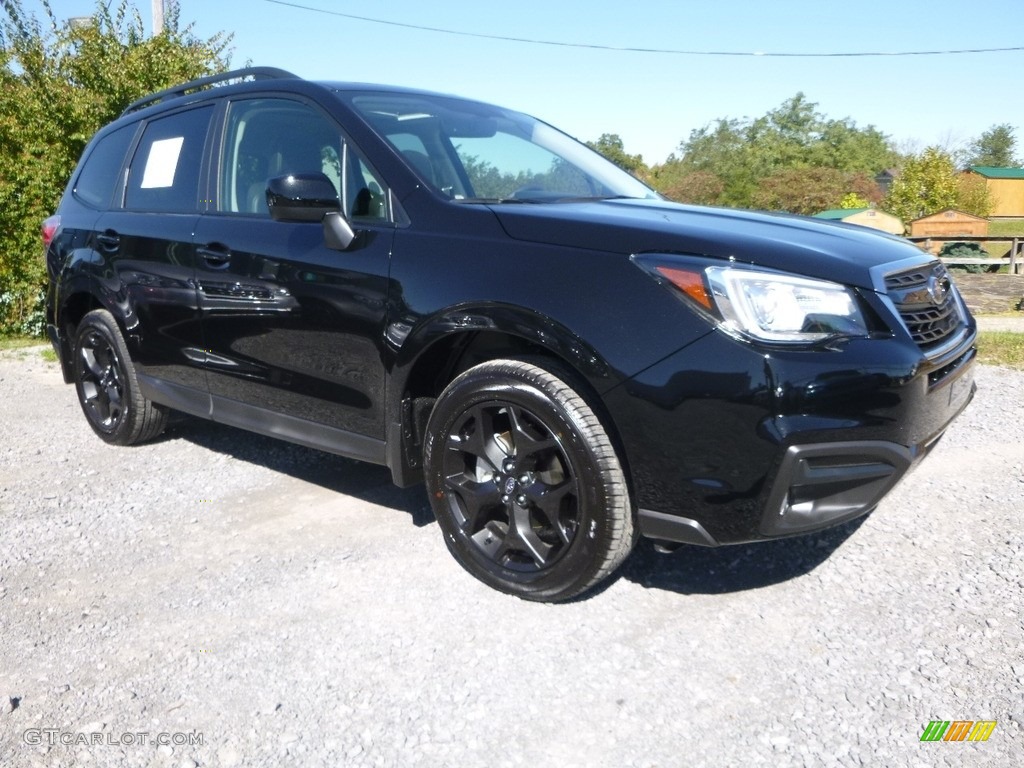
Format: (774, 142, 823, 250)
(140, 137, 184, 189)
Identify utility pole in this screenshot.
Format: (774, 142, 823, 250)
(151, 0, 164, 36)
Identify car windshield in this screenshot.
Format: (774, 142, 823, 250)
(346, 91, 659, 203)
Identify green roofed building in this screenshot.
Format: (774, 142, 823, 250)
(813, 208, 904, 235)
(966, 166, 1024, 217)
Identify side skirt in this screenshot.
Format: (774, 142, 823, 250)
(137, 374, 387, 466)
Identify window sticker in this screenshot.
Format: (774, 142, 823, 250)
(140, 136, 185, 189)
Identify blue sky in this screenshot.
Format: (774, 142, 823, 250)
(38, 0, 1024, 165)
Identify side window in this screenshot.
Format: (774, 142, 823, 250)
(126, 105, 213, 212)
(348, 154, 389, 222)
(74, 124, 137, 209)
(219, 98, 389, 223)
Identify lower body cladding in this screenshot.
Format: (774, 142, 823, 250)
(602, 329, 977, 548)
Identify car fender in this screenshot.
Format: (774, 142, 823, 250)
(383, 301, 622, 487)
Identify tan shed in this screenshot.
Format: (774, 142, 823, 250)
(908, 209, 989, 238)
(813, 208, 904, 235)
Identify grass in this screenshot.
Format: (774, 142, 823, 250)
(0, 335, 55, 362)
(987, 219, 1024, 238)
(977, 330, 1024, 369)
(0, 335, 45, 351)
(965, 219, 1024, 266)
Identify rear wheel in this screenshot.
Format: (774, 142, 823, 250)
(424, 359, 634, 601)
(73, 309, 168, 445)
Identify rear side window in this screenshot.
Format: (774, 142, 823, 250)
(73, 124, 136, 209)
(126, 106, 213, 212)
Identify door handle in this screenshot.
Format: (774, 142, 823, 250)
(96, 230, 120, 251)
(197, 244, 231, 268)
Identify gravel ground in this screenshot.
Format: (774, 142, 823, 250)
(0, 347, 1021, 767)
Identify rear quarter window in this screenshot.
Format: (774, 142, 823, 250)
(73, 124, 137, 209)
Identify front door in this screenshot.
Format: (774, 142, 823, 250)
(194, 97, 395, 455)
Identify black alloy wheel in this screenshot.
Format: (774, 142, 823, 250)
(442, 401, 579, 572)
(77, 326, 125, 432)
(72, 309, 168, 445)
(424, 359, 634, 601)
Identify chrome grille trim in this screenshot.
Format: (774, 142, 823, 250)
(884, 261, 964, 351)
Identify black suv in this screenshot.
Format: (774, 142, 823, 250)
(44, 68, 977, 601)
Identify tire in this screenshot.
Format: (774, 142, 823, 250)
(72, 309, 168, 446)
(424, 359, 635, 601)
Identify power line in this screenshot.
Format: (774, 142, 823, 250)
(262, 0, 1024, 58)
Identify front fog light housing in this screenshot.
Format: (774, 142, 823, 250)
(706, 268, 868, 344)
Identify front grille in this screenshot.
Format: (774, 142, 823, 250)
(884, 262, 963, 350)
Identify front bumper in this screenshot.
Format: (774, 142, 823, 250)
(605, 311, 977, 548)
(636, 430, 961, 548)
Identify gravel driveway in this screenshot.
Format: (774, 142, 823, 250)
(1, 347, 1021, 767)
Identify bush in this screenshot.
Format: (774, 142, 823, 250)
(1, 0, 229, 337)
(939, 242, 990, 274)
(0, 288, 46, 337)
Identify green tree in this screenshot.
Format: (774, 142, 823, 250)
(650, 166, 724, 205)
(965, 124, 1020, 168)
(750, 168, 881, 216)
(808, 118, 897, 174)
(840, 192, 871, 209)
(0, 0, 230, 335)
(666, 116, 759, 206)
(882, 147, 990, 221)
(657, 93, 898, 209)
(586, 133, 648, 178)
(955, 173, 993, 218)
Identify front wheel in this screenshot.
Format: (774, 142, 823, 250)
(72, 309, 168, 445)
(424, 360, 635, 601)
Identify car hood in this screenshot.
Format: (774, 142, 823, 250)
(487, 198, 922, 292)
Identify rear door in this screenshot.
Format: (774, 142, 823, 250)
(94, 104, 214, 399)
(194, 96, 395, 456)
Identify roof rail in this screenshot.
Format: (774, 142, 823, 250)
(120, 66, 300, 117)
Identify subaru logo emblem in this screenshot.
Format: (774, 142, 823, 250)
(504, 477, 517, 495)
(927, 274, 950, 304)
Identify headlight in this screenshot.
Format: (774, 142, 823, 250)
(706, 268, 868, 343)
(641, 258, 868, 345)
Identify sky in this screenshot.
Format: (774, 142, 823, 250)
(34, 0, 1024, 165)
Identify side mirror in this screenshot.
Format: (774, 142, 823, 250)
(266, 173, 340, 222)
